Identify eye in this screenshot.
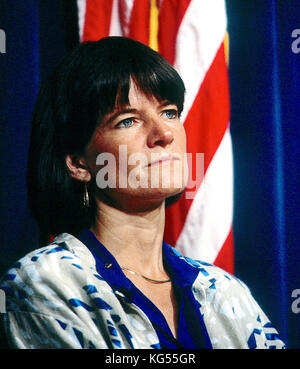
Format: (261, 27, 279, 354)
(163, 109, 178, 120)
(116, 118, 135, 128)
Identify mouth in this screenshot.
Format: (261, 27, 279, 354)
(146, 155, 180, 167)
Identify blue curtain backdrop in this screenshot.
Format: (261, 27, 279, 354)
(0, 0, 299, 348)
(0, 1, 40, 270)
(0, 0, 78, 268)
(227, 0, 300, 348)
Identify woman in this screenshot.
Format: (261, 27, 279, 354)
(0, 37, 285, 349)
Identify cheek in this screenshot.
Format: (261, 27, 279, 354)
(95, 142, 144, 188)
(85, 134, 122, 172)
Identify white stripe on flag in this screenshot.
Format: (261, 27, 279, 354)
(109, 0, 123, 36)
(174, 0, 227, 123)
(176, 128, 233, 262)
(77, 0, 87, 42)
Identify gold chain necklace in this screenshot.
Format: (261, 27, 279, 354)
(121, 266, 171, 284)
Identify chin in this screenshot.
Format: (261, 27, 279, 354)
(137, 184, 186, 203)
(109, 185, 185, 212)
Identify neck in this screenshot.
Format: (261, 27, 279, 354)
(90, 200, 167, 278)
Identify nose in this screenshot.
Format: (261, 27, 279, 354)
(147, 120, 174, 148)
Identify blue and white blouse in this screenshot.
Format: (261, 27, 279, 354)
(0, 232, 285, 349)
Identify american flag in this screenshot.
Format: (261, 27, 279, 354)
(77, 0, 234, 273)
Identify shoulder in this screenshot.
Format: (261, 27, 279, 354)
(0, 233, 116, 348)
(171, 248, 259, 310)
(1, 233, 96, 278)
(171, 251, 285, 348)
(0, 233, 99, 314)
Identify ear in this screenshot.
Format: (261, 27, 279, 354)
(65, 155, 92, 183)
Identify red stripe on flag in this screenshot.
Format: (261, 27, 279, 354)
(127, 0, 150, 45)
(158, 0, 191, 63)
(214, 227, 234, 274)
(164, 43, 230, 246)
(82, 0, 113, 41)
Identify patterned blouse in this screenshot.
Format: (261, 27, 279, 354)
(0, 232, 285, 349)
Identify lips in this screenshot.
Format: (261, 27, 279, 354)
(146, 155, 180, 167)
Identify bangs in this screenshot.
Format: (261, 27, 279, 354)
(93, 37, 185, 122)
(113, 72, 185, 116)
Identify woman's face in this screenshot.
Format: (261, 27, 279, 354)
(82, 82, 187, 211)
